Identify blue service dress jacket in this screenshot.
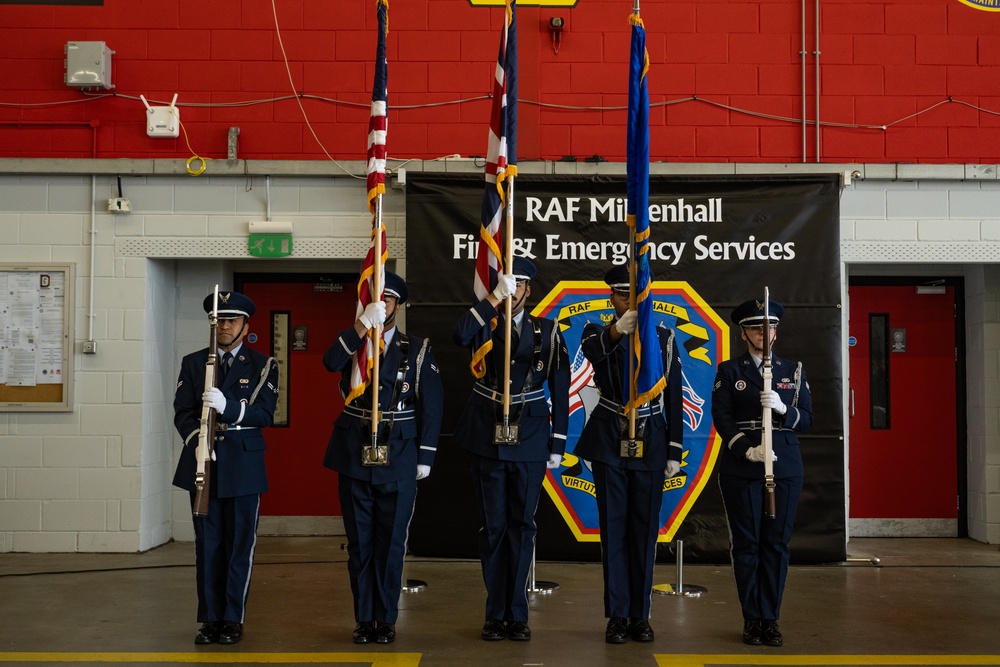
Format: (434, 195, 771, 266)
(575, 322, 684, 470)
(322, 326, 443, 482)
(452, 298, 570, 460)
(712, 351, 813, 479)
(172, 345, 279, 497)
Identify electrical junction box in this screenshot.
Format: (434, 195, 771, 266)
(65, 41, 114, 90)
(107, 198, 131, 213)
(146, 105, 179, 138)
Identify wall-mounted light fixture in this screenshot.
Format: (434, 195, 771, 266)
(549, 17, 565, 55)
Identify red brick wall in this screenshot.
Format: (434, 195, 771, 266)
(1, 0, 999, 163)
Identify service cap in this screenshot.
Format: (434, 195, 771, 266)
(730, 298, 783, 326)
(203, 290, 256, 320)
(383, 271, 409, 304)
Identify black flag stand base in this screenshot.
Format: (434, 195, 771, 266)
(400, 562, 427, 593)
(402, 558, 428, 593)
(402, 578, 428, 593)
(845, 555, 882, 566)
(527, 548, 559, 594)
(653, 539, 708, 597)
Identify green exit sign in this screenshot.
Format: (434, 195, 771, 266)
(248, 234, 292, 258)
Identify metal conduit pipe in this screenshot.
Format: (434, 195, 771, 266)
(88, 175, 97, 344)
(800, 0, 807, 162)
(0, 120, 100, 158)
(815, 0, 821, 162)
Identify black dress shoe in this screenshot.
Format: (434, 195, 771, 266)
(605, 617, 629, 644)
(506, 621, 531, 641)
(743, 619, 762, 645)
(194, 621, 220, 645)
(481, 620, 506, 641)
(217, 621, 243, 645)
(761, 620, 783, 647)
(353, 621, 376, 644)
(628, 618, 654, 642)
(376, 623, 396, 644)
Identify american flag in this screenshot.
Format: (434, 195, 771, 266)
(624, 9, 665, 411)
(366, 0, 388, 213)
(681, 370, 705, 431)
(347, 0, 389, 404)
(568, 346, 595, 415)
(470, 0, 518, 378)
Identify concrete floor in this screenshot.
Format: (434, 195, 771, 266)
(1, 536, 999, 666)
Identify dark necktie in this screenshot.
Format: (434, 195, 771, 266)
(220, 351, 233, 382)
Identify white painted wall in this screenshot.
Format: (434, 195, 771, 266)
(0, 164, 997, 551)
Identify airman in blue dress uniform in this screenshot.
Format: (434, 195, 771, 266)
(173, 290, 279, 646)
(712, 298, 813, 647)
(575, 264, 684, 644)
(323, 271, 444, 645)
(452, 257, 570, 642)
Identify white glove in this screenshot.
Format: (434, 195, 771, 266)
(416, 464, 431, 480)
(760, 389, 787, 414)
(203, 387, 227, 414)
(547, 453, 563, 469)
(614, 310, 638, 335)
(745, 444, 778, 463)
(359, 301, 386, 329)
(492, 274, 517, 301)
(665, 460, 680, 478)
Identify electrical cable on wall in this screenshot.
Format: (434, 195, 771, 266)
(6, 92, 999, 143)
(178, 118, 208, 176)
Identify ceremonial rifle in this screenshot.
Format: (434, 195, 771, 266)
(761, 287, 776, 519)
(193, 285, 219, 517)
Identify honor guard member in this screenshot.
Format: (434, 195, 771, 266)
(322, 271, 444, 646)
(575, 264, 684, 644)
(712, 298, 812, 647)
(172, 290, 279, 646)
(452, 256, 569, 642)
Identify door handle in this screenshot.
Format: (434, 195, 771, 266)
(850, 388, 854, 418)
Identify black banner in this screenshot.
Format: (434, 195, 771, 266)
(406, 173, 845, 563)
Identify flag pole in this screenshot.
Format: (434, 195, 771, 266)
(628, 241, 637, 443)
(502, 175, 515, 428)
(627, 0, 641, 445)
(360, 0, 389, 465)
(370, 195, 383, 449)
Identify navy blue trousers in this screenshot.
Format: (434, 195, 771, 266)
(592, 462, 665, 619)
(469, 454, 546, 623)
(718, 474, 803, 622)
(190, 492, 260, 624)
(338, 475, 418, 624)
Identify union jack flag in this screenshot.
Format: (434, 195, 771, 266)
(470, 0, 517, 378)
(568, 346, 595, 415)
(347, 0, 389, 404)
(680, 370, 704, 431)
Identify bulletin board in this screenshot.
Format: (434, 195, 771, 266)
(0, 264, 74, 411)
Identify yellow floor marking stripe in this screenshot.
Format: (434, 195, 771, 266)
(0, 653, 420, 665)
(656, 656, 1000, 667)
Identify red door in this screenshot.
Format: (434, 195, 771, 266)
(848, 284, 958, 523)
(239, 277, 357, 517)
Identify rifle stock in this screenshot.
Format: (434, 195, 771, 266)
(193, 286, 219, 517)
(761, 287, 776, 519)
